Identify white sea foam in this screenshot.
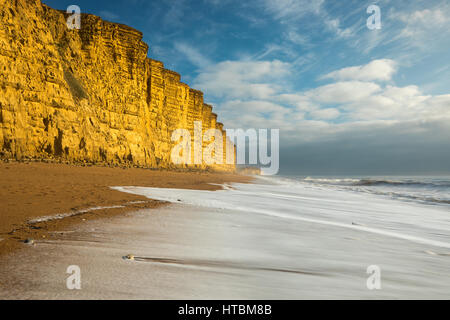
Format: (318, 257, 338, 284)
(112, 176, 450, 249)
(27, 200, 151, 224)
(27, 205, 126, 224)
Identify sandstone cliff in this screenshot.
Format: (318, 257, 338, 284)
(0, 0, 235, 171)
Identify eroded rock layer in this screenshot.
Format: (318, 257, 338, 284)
(0, 0, 235, 171)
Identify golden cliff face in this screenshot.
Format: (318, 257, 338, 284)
(0, 0, 235, 171)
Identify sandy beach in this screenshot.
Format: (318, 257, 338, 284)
(0, 162, 251, 257)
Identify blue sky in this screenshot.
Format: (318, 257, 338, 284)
(44, 0, 450, 175)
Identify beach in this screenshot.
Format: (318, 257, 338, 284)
(1, 0, 449, 304)
(0, 162, 251, 257)
(1, 172, 449, 299)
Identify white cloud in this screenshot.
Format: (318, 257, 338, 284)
(397, 8, 449, 37)
(392, 6, 450, 48)
(277, 93, 317, 111)
(192, 57, 450, 152)
(222, 100, 287, 113)
(309, 108, 340, 120)
(349, 4, 450, 55)
(322, 59, 397, 82)
(194, 60, 291, 99)
(254, 44, 295, 60)
(284, 31, 310, 46)
(325, 18, 353, 39)
(261, 0, 324, 21)
(307, 81, 381, 104)
(174, 42, 212, 68)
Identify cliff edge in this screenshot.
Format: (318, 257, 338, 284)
(0, 0, 235, 171)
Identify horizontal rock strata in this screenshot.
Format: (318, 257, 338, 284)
(0, 0, 235, 171)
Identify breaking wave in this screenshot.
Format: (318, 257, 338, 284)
(301, 176, 450, 206)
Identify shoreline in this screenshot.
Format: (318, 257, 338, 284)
(0, 162, 252, 257)
(2, 176, 449, 299)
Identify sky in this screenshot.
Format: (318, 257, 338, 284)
(44, 0, 450, 175)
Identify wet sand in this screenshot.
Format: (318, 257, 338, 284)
(1, 202, 449, 299)
(0, 162, 251, 257)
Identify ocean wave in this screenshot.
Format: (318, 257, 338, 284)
(369, 191, 450, 206)
(303, 177, 450, 188)
(303, 177, 360, 184)
(352, 179, 447, 187)
(299, 176, 450, 207)
(113, 184, 450, 249)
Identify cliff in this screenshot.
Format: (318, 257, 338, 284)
(0, 0, 235, 171)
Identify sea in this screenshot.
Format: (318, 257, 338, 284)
(298, 175, 450, 207)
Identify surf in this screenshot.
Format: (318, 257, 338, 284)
(112, 175, 450, 250)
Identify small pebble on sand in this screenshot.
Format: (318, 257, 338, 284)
(24, 239, 35, 245)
